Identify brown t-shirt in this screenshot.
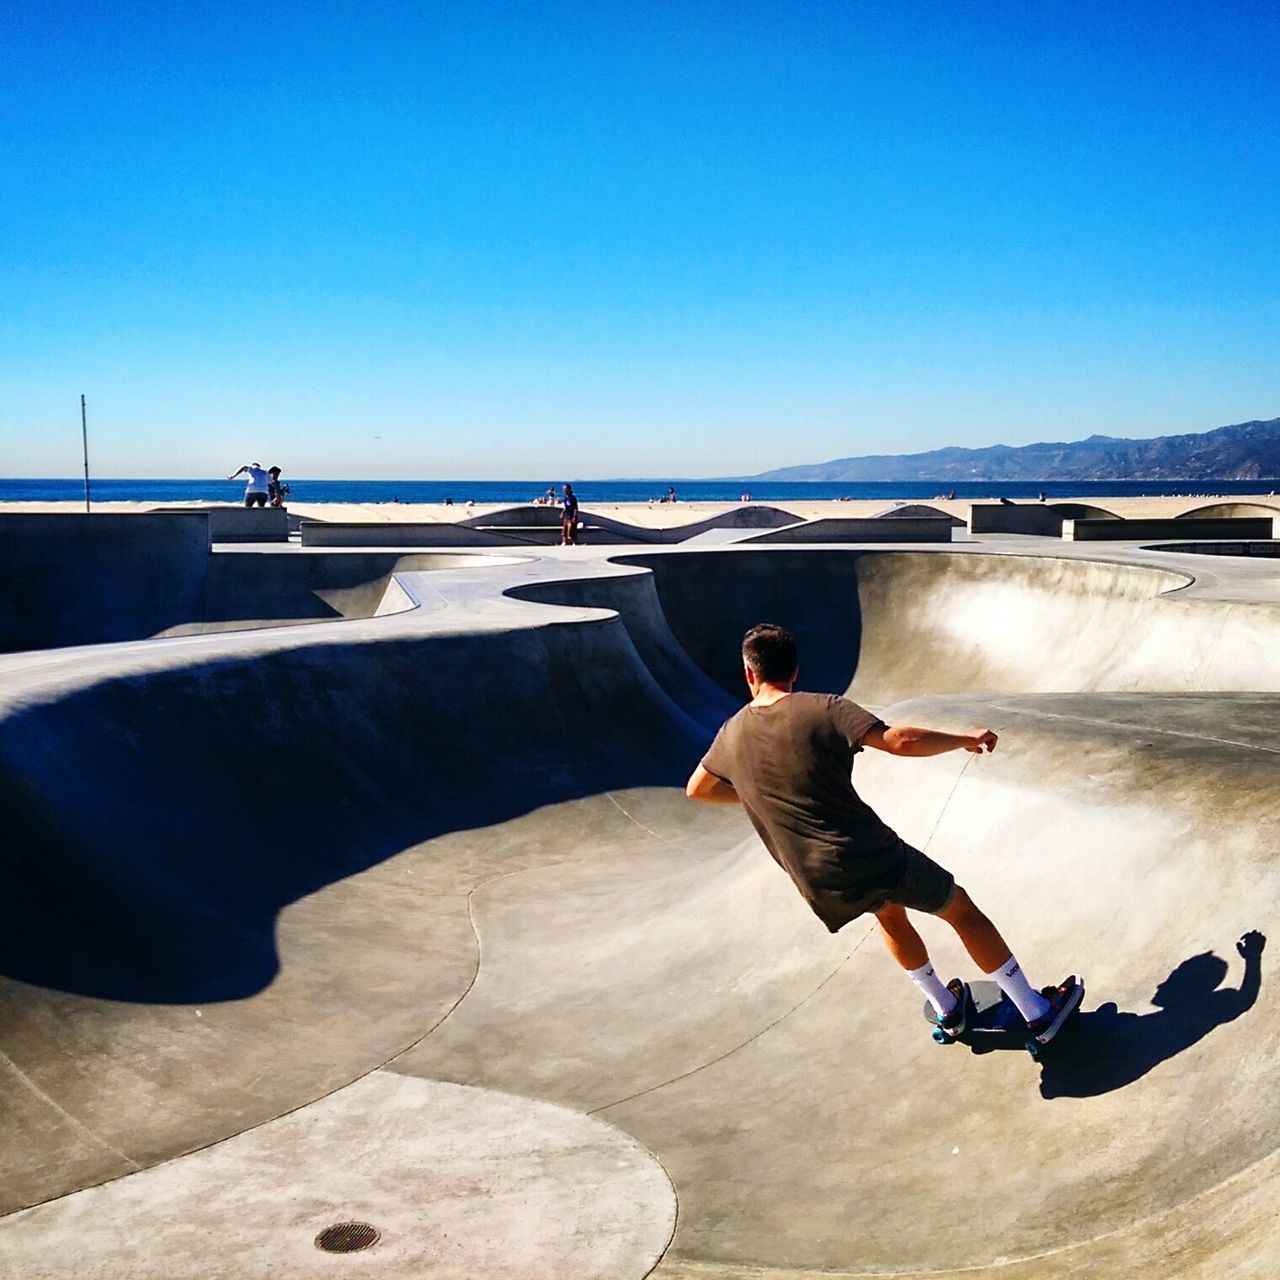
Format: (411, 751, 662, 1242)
(701, 692, 905, 932)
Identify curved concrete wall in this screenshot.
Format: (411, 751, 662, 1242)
(618, 549, 865, 697)
(0, 524, 521, 650)
(848, 551, 1280, 701)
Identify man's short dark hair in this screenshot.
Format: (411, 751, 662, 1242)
(742, 623, 797, 683)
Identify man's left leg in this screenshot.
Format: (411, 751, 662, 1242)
(936, 887, 1051, 1024)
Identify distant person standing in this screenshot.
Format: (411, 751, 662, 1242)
(560, 483, 580, 545)
(267, 466, 289, 507)
(228, 462, 270, 508)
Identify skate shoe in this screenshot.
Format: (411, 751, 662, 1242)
(934, 978, 971, 1039)
(1026, 974, 1084, 1045)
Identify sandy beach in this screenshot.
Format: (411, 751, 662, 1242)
(3, 492, 1277, 526)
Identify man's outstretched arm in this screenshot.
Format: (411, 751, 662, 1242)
(686, 763, 741, 804)
(862, 724, 998, 757)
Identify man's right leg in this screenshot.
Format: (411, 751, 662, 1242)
(875, 902, 961, 1021)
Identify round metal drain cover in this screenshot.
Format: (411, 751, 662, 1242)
(315, 1222, 381, 1253)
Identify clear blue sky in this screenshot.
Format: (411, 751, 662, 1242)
(3, 2, 1279, 478)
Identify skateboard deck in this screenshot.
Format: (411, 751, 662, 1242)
(923, 977, 1085, 1058)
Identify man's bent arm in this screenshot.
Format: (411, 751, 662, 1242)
(686, 763, 741, 804)
(863, 724, 998, 757)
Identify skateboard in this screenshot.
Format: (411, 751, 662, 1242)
(923, 976, 1085, 1060)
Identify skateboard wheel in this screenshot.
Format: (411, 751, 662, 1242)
(1025, 1039, 1040, 1059)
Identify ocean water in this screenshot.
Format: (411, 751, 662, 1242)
(2, 477, 1275, 505)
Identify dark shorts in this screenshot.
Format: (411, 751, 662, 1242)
(864, 838, 956, 915)
(244, 492, 267, 508)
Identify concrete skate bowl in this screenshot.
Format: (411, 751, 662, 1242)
(0, 510, 526, 650)
(1, 546, 1279, 1278)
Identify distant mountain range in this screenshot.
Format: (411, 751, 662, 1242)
(747, 417, 1280, 482)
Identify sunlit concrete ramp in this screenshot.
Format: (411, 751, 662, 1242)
(2, 540, 1280, 1277)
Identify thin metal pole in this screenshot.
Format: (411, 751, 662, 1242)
(80, 394, 91, 512)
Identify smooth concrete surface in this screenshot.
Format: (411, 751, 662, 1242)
(0, 1073, 676, 1280)
(2, 535, 1280, 1276)
(1064, 515, 1275, 541)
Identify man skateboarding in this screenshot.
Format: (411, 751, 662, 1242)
(685, 623, 1082, 1044)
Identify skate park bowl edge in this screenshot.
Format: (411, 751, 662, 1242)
(1, 540, 1279, 1278)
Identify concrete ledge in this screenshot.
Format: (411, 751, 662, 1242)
(467, 524, 640, 545)
(301, 522, 519, 547)
(150, 506, 289, 542)
(1064, 516, 1276, 541)
(969, 502, 1119, 535)
(1152, 540, 1280, 558)
(302, 519, 641, 547)
(741, 517, 955, 544)
(208, 507, 288, 542)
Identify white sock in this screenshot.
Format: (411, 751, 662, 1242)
(989, 954, 1050, 1023)
(907, 961, 956, 1016)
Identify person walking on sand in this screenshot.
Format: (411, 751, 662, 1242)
(228, 462, 271, 508)
(685, 623, 1083, 1044)
(559, 483, 580, 545)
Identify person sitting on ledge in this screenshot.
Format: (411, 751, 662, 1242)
(685, 623, 1082, 1045)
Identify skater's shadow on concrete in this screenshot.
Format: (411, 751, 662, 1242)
(1038, 930, 1265, 1099)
